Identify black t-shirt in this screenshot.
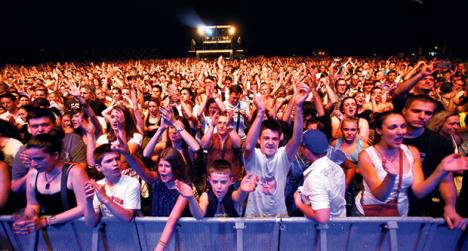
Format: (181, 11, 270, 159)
(456, 171, 468, 217)
(403, 129, 454, 217)
(89, 100, 107, 116)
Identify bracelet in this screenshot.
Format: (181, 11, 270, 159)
(158, 240, 167, 247)
(176, 127, 185, 133)
(48, 216, 57, 226)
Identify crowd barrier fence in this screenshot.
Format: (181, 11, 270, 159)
(0, 216, 467, 251)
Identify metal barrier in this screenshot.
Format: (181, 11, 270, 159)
(0, 216, 467, 251)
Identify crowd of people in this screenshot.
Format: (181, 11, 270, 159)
(0, 55, 467, 249)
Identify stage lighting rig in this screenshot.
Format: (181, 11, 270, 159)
(189, 24, 244, 58)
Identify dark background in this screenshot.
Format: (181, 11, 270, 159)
(1, 0, 466, 64)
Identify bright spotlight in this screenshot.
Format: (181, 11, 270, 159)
(229, 26, 236, 35)
(204, 27, 213, 36)
(197, 26, 204, 36)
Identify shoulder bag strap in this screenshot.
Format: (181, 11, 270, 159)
(60, 163, 72, 211)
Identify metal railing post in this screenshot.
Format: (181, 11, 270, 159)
(234, 220, 245, 251)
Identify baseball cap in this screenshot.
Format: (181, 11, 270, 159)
(303, 130, 329, 154)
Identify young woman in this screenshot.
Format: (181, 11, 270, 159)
(331, 97, 370, 143)
(354, 112, 468, 217)
(331, 118, 369, 214)
(115, 141, 190, 251)
(12, 134, 88, 234)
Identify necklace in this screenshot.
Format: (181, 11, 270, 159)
(374, 146, 399, 163)
(44, 169, 61, 190)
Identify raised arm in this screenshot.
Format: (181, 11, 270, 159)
(113, 135, 158, 184)
(285, 83, 310, 160)
(244, 94, 266, 163)
(393, 63, 434, 98)
(174, 180, 205, 219)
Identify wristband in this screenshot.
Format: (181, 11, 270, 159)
(48, 216, 57, 226)
(176, 127, 185, 133)
(158, 240, 167, 247)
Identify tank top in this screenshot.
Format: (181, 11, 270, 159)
(335, 138, 363, 165)
(355, 145, 414, 216)
(34, 165, 77, 215)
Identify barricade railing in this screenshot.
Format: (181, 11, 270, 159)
(0, 216, 466, 251)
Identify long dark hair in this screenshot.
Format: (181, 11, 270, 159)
(157, 147, 189, 182)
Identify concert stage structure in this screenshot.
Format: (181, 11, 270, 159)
(188, 25, 244, 58)
(1, 216, 467, 251)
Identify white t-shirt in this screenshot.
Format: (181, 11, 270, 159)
(245, 147, 291, 217)
(223, 100, 250, 139)
(93, 175, 141, 217)
(298, 156, 346, 218)
(96, 132, 143, 146)
(2, 138, 23, 167)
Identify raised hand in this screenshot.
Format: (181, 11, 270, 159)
(81, 118, 95, 135)
(294, 82, 311, 106)
(240, 173, 259, 192)
(111, 134, 130, 155)
(253, 93, 266, 112)
(159, 107, 176, 127)
(69, 82, 81, 97)
(174, 180, 194, 198)
(439, 154, 468, 172)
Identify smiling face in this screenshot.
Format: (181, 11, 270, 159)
(258, 129, 280, 157)
(158, 158, 174, 183)
(376, 114, 407, 148)
(208, 172, 233, 200)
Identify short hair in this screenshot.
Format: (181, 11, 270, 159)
(260, 119, 283, 135)
(0, 93, 17, 102)
(26, 134, 63, 156)
(404, 95, 437, 110)
(81, 84, 95, 93)
(31, 98, 50, 108)
(387, 70, 398, 75)
(93, 144, 116, 165)
(204, 76, 215, 82)
(229, 85, 243, 95)
(208, 159, 232, 176)
(27, 107, 56, 124)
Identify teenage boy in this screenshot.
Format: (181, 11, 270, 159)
(294, 130, 346, 223)
(175, 159, 258, 218)
(243, 83, 310, 217)
(84, 144, 141, 227)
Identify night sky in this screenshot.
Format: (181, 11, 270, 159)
(1, 0, 466, 63)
